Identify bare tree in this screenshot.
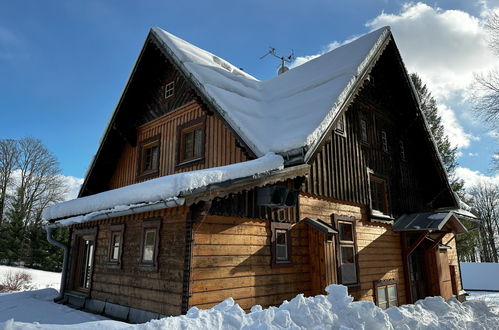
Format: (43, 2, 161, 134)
(0, 139, 18, 227)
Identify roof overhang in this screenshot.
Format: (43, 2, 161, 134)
(393, 211, 468, 234)
(304, 218, 338, 235)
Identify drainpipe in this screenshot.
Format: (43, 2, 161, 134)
(46, 226, 69, 303)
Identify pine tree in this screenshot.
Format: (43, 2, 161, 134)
(0, 189, 27, 265)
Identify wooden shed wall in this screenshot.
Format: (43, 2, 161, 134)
(71, 206, 188, 316)
(189, 215, 311, 311)
(109, 101, 248, 189)
(299, 193, 407, 305)
(443, 233, 463, 293)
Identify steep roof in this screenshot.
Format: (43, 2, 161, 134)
(151, 27, 391, 158)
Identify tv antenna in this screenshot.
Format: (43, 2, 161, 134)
(260, 47, 295, 75)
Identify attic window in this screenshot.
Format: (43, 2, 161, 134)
(360, 119, 368, 144)
(381, 130, 388, 152)
(177, 117, 205, 166)
(370, 175, 389, 216)
(335, 114, 346, 137)
(164, 81, 174, 99)
(137, 135, 160, 179)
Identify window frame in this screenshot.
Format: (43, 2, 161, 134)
(136, 134, 161, 180)
(69, 227, 97, 295)
(335, 114, 347, 137)
(332, 214, 359, 287)
(164, 80, 175, 99)
(107, 224, 125, 267)
(369, 173, 391, 218)
(360, 118, 369, 145)
(270, 222, 293, 268)
(374, 278, 399, 309)
(176, 116, 206, 167)
(139, 218, 161, 270)
(381, 130, 388, 153)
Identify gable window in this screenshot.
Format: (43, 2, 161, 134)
(137, 135, 160, 179)
(140, 218, 161, 269)
(164, 81, 174, 99)
(399, 140, 406, 161)
(360, 119, 368, 144)
(374, 279, 398, 309)
(333, 214, 358, 285)
(370, 175, 389, 216)
(108, 224, 124, 266)
(271, 222, 292, 267)
(381, 130, 388, 152)
(335, 114, 346, 137)
(177, 117, 205, 166)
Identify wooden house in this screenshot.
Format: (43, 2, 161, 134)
(44, 26, 473, 323)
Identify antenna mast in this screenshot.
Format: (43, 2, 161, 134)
(260, 47, 295, 75)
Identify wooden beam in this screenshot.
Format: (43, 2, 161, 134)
(405, 232, 428, 258)
(428, 232, 448, 250)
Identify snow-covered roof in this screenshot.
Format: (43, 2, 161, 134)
(152, 26, 391, 157)
(43, 153, 284, 225)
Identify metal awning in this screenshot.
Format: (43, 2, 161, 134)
(304, 218, 338, 235)
(393, 211, 467, 234)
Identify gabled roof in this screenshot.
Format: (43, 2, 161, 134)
(151, 26, 391, 158)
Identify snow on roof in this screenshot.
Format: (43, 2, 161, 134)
(152, 26, 391, 157)
(43, 153, 283, 223)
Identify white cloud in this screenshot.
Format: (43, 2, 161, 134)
(60, 175, 84, 201)
(438, 103, 479, 148)
(367, 2, 497, 100)
(468, 152, 479, 156)
(456, 166, 499, 189)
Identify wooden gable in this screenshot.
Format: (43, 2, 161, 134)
(303, 40, 456, 215)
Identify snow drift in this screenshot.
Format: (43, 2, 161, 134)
(1, 285, 498, 329)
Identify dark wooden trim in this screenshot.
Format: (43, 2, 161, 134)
(138, 217, 162, 271)
(176, 115, 206, 168)
(136, 134, 161, 181)
(332, 214, 360, 287)
(106, 223, 125, 268)
(270, 222, 293, 268)
(69, 227, 98, 296)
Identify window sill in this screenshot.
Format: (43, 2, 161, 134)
(344, 283, 361, 291)
(370, 212, 394, 223)
(136, 170, 159, 181)
(176, 157, 204, 169)
(105, 261, 122, 269)
(271, 261, 293, 268)
(138, 263, 158, 272)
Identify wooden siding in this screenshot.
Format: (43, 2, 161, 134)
(189, 215, 311, 311)
(109, 101, 248, 189)
(443, 233, 463, 293)
(70, 206, 188, 316)
(308, 228, 336, 295)
(300, 194, 407, 305)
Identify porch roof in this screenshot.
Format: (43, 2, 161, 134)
(392, 211, 467, 234)
(304, 218, 338, 235)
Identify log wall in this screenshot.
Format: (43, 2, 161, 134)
(109, 101, 248, 189)
(300, 193, 407, 305)
(189, 215, 311, 310)
(70, 206, 188, 316)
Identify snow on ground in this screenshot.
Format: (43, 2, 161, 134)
(1, 285, 499, 329)
(460, 262, 499, 291)
(0, 265, 61, 291)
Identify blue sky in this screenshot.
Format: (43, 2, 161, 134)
(1, 0, 498, 195)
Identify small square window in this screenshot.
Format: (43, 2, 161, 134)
(271, 222, 292, 267)
(137, 135, 160, 179)
(360, 119, 368, 144)
(381, 130, 388, 152)
(370, 175, 389, 216)
(177, 118, 205, 165)
(140, 218, 161, 269)
(339, 222, 354, 242)
(108, 224, 124, 265)
(375, 279, 398, 309)
(164, 81, 174, 99)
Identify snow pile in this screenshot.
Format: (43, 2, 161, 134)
(461, 262, 499, 291)
(42, 153, 284, 222)
(153, 27, 390, 156)
(2, 285, 499, 329)
(0, 266, 61, 291)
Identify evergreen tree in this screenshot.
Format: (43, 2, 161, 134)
(0, 189, 27, 265)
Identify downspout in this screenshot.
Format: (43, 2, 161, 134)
(46, 226, 69, 303)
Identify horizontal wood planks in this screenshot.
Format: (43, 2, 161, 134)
(109, 100, 247, 189)
(72, 206, 188, 316)
(300, 194, 407, 305)
(443, 233, 462, 293)
(189, 215, 311, 310)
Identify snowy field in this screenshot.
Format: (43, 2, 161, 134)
(1, 284, 499, 329)
(0, 265, 61, 291)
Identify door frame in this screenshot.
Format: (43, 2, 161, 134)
(68, 227, 97, 295)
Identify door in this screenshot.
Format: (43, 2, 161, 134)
(73, 234, 95, 292)
(408, 246, 427, 301)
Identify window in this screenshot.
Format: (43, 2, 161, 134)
(374, 279, 398, 309)
(381, 130, 388, 152)
(271, 222, 292, 267)
(335, 114, 346, 136)
(137, 135, 160, 179)
(333, 214, 358, 285)
(140, 218, 161, 269)
(360, 119, 368, 144)
(177, 117, 205, 165)
(108, 224, 124, 265)
(370, 175, 389, 215)
(164, 81, 174, 99)
(399, 140, 406, 161)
